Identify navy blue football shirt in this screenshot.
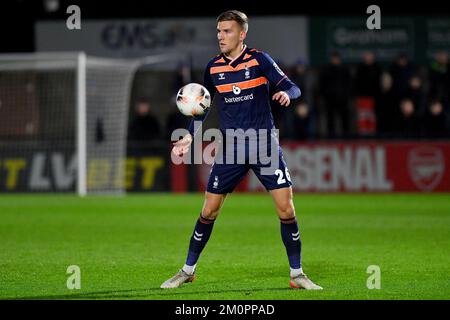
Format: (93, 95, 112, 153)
(188, 46, 301, 135)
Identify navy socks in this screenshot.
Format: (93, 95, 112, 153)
(184, 214, 302, 276)
(185, 214, 216, 267)
(280, 217, 302, 270)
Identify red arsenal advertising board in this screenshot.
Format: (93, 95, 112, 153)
(195, 142, 450, 193)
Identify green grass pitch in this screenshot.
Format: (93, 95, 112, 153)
(0, 193, 449, 300)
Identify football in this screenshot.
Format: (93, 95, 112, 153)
(176, 83, 211, 116)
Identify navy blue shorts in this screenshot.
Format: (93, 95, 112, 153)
(206, 136, 292, 194)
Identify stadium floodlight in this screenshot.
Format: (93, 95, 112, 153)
(0, 52, 187, 196)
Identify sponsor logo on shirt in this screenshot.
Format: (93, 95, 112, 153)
(224, 93, 254, 103)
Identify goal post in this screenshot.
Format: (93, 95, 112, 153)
(76, 52, 87, 196)
(0, 51, 188, 195)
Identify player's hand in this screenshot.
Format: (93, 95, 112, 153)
(172, 133, 193, 156)
(272, 91, 290, 107)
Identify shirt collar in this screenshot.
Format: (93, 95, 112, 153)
(223, 44, 247, 66)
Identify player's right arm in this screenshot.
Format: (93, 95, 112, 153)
(172, 62, 216, 156)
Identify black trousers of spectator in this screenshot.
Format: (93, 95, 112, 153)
(324, 97, 350, 139)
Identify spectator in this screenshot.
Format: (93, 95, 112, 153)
(354, 52, 382, 137)
(290, 58, 310, 99)
(319, 51, 352, 138)
(286, 101, 313, 140)
(405, 74, 427, 116)
(377, 72, 397, 137)
(166, 103, 190, 139)
(286, 58, 316, 140)
(422, 100, 448, 138)
(173, 61, 191, 92)
(389, 52, 415, 104)
(428, 51, 449, 107)
(128, 99, 161, 142)
(397, 98, 420, 138)
(354, 51, 382, 98)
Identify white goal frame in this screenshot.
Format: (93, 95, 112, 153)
(0, 51, 188, 196)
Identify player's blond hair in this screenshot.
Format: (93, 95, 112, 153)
(217, 10, 249, 33)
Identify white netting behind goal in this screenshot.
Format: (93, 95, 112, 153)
(84, 57, 137, 195)
(0, 52, 184, 195)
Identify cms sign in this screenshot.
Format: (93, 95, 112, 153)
(101, 22, 195, 49)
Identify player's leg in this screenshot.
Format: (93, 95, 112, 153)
(182, 192, 227, 274)
(160, 192, 226, 289)
(269, 187, 321, 290)
(182, 160, 249, 272)
(270, 187, 302, 275)
(253, 149, 322, 290)
(161, 161, 248, 289)
(252, 150, 301, 273)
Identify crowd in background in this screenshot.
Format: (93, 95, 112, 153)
(128, 50, 449, 143)
(276, 50, 450, 140)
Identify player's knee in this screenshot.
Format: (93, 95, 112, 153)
(202, 193, 225, 219)
(201, 205, 221, 220)
(277, 203, 296, 219)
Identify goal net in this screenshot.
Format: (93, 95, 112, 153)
(0, 52, 185, 195)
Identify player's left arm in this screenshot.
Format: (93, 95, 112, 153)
(260, 52, 301, 106)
